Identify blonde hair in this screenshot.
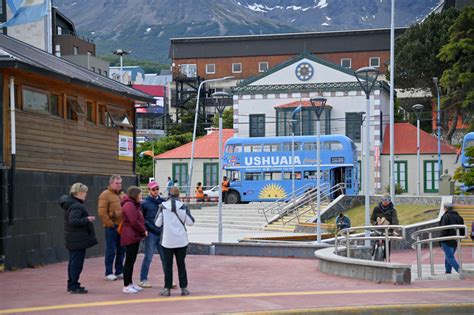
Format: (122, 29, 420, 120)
(169, 186, 180, 197)
(70, 182, 88, 196)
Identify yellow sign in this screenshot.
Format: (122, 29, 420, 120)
(118, 131, 133, 161)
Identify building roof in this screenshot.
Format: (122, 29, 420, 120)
(274, 100, 333, 109)
(132, 84, 165, 97)
(156, 129, 234, 159)
(143, 73, 172, 85)
(0, 34, 154, 102)
(170, 27, 407, 59)
(381, 122, 457, 155)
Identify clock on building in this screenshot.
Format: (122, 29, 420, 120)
(295, 62, 314, 81)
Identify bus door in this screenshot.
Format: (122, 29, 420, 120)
(330, 167, 345, 198)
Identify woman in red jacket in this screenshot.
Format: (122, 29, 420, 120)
(120, 186, 147, 294)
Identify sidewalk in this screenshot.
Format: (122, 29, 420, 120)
(0, 247, 473, 314)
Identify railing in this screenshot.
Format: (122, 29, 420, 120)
(259, 183, 316, 223)
(411, 225, 467, 279)
(282, 183, 346, 225)
(334, 225, 406, 262)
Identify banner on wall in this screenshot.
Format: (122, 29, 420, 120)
(118, 130, 133, 161)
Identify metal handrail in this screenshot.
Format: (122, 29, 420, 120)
(282, 183, 345, 225)
(410, 224, 467, 279)
(334, 225, 406, 262)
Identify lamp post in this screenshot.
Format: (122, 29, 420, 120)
(358, 111, 366, 194)
(412, 104, 424, 196)
(432, 77, 442, 182)
(287, 118, 297, 203)
(211, 91, 233, 243)
(113, 49, 131, 84)
(310, 97, 327, 244)
(355, 66, 379, 246)
(187, 76, 234, 197)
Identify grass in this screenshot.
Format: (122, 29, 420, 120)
(326, 203, 440, 227)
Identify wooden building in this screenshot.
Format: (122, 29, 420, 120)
(0, 34, 153, 269)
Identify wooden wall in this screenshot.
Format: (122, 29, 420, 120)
(2, 68, 135, 176)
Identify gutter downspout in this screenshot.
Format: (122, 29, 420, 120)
(8, 76, 15, 225)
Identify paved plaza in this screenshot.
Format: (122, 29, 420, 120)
(0, 230, 473, 314)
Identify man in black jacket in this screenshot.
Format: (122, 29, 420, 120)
(137, 181, 165, 288)
(439, 203, 465, 274)
(370, 194, 399, 226)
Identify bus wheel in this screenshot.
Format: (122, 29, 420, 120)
(226, 191, 240, 204)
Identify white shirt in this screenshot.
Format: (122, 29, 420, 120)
(155, 199, 194, 248)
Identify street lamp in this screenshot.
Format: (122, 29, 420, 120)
(187, 76, 234, 197)
(355, 66, 379, 246)
(412, 104, 424, 196)
(310, 96, 327, 244)
(113, 49, 131, 84)
(358, 111, 366, 194)
(432, 77, 442, 182)
(211, 91, 233, 243)
(287, 118, 297, 204)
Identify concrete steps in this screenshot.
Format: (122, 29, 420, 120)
(190, 204, 267, 231)
(263, 202, 328, 232)
(454, 205, 474, 247)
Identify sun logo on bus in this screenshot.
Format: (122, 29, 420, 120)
(259, 184, 287, 199)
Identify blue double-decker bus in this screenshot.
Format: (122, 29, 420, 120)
(222, 135, 358, 203)
(461, 132, 474, 168)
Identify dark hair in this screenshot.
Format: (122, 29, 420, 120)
(127, 186, 142, 202)
(196, 182, 202, 187)
(338, 212, 344, 217)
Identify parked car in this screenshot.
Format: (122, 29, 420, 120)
(203, 186, 219, 198)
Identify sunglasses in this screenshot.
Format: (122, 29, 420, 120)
(150, 188, 159, 191)
(381, 198, 391, 202)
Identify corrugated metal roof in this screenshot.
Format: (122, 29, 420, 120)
(156, 129, 234, 159)
(381, 123, 457, 155)
(170, 28, 407, 59)
(0, 34, 154, 102)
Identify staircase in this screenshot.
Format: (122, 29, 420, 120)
(190, 203, 267, 231)
(264, 202, 329, 232)
(454, 204, 474, 247)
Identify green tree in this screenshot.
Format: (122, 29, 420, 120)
(212, 108, 234, 129)
(392, 8, 459, 91)
(166, 96, 208, 136)
(437, 7, 474, 140)
(136, 133, 193, 182)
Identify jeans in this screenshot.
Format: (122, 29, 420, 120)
(104, 226, 125, 276)
(68, 249, 86, 290)
(162, 246, 188, 289)
(123, 242, 140, 287)
(441, 242, 459, 273)
(140, 232, 164, 282)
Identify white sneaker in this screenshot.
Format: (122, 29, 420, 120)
(123, 285, 138, 294)
(105, 274, 117, 281)
(131, 284, 144, 291)
(116, 273, 123, 279)
(137, 281, 152, 288)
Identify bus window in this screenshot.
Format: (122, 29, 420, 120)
(252, 144, 262, 152)
(244, 145, 252, 153)
(324, 141, 343, 150)
(283, 142, 300, 151)
(227, 145, 242, 153)
(304, 171, 317, 179)
(244, 172, 262, 181)
(264, 172, 283, 180)
(263, 144, 279, 152)
(303, 142, 317, 151)
(228, 170, 240, 181)
(283, 172, 301, 180)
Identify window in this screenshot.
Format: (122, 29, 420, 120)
(86, 101, 95, 123)
(226, 144, 242, 153)
(57, 26, 62, 35)
(276, 107, 330, 136)
(303, 142, 317, 151)
(249, 114, 265, 137)
(283, 142, 300, 151)
(345, 112, 362, 143)
(203, 163, 219, 188)
(205, 64, 215, 74)
(370, 57, 380, 68)
(232, 63, 242, 73)
(179, 64, 197, 78)
(22, 86, 49, 114)
(66, 96, 84, 121)
(104, 71, 107, 77)
(106, 105, 133, 128)
(244, 172, 262, 181)
(55, 44, 61, 57)
(283, 172, 302, 180)
(424, 160, 442, 192)
(73, 46, 79, 55)
(259, 61, 269, 72)
(394, 161, 408, 192)
(323, 141, 343, 150)
(50, 94, 61, 117)
(263, 144, 279, 152)
(264, 172, 282, 180)
(172, 163, 188, 189)
(341, 58, 351, 68)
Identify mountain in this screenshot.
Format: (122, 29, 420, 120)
(53, 0, 440, 63)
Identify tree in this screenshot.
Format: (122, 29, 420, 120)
(212, 108, 234, 129)
(136, 133, 193, 182)
(438, 7, 474, 141)
(392, 8, 459, 91)
(166, 96, 207, 137)
(453, 146, 474, 193)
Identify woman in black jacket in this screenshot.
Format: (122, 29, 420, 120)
(59, 183, 98, 294)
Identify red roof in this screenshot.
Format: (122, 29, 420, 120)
(381, 123, 456, 155)
(156, 129, 234, 159)
(274, 100, 332, 109)
(132, 85, 165, 97)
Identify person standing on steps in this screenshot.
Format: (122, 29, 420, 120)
(439, 203, 465, 276)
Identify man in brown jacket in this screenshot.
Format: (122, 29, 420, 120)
(98, 175, 125, 281)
